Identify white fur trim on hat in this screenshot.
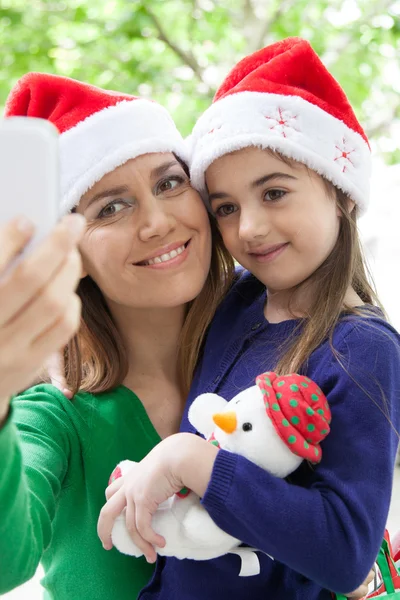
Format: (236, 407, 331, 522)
(60, 99, 188, 212)
(190, 92, 371, 213)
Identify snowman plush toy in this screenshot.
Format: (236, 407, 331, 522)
(109, 372, 331, 576)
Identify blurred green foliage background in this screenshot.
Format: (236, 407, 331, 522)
(1, 0, 399, 162)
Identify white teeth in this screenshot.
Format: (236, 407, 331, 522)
(143, 244, 186, 266)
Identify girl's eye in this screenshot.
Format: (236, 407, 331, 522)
(214, 204, 238, 218)
(98, 200, 129, 219)
(264, 189, 286, 202)
(157, 176, 184, 194)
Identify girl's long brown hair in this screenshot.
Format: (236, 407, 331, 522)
(274, 174, 384, 375)
(64, 219, 234, 397)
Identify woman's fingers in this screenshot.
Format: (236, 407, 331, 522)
(46, 352, 72, 398)
(0, 213, 85, 406)
(0, 214, 85, 326)
(31, 293, 82, 361)
(9, 248, 82, 347)
(0, 216, 34, 275)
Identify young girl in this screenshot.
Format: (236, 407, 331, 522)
(0, 73, 233, 599)
(98, 38, 400, 599)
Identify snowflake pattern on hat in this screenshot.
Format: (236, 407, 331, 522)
(263, 107, 299, 138)
(256, 372, 331, 464)
(334, 137, 357, 173)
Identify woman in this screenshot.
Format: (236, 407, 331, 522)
(0, 72, 233, 599)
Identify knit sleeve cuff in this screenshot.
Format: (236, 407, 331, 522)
(201, 449, 238, 519)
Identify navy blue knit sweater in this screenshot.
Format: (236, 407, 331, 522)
(140, 271, 400, 600)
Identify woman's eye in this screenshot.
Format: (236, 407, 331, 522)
(157, 177, 183, 193)
(214, 204, 237, 218)
(98, 200, 128, 218)
(264, 189, 286, 202)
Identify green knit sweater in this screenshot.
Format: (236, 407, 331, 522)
(0, 384, 161, 599)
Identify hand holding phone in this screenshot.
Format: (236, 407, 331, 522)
(0, 213, 85, 423)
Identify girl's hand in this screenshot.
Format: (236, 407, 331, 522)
(97, 433, 218, 563)
(345, 567, 375, 598)
(0, 214, 85, 421)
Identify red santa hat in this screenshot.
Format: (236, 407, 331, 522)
(4, 73, 188, 212)
(256, 371, 331, 464)
(190, 37, 371, 213)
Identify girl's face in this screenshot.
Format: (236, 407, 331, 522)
(205, 147, 341, 294)
(77, 153, 212, 310)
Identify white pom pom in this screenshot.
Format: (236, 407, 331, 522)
(188, 393, 228, 437)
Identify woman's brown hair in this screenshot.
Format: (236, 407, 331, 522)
(64, 217, 234, 398)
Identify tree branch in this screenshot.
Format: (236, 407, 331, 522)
(143, 6, 204, 82)
(252, 0, 297, 51)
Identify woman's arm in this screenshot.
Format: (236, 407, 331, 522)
(0, 387, 73, 594)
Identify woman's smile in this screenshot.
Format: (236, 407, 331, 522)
(135, 240, 191, 269)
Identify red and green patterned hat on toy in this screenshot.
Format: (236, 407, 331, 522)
(256, 371, 331, 463)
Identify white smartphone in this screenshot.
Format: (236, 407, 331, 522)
(0, 117, 60, 257)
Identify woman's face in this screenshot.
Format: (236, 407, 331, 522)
(77, 153, 211, 310)
(205, 147, 341, 294)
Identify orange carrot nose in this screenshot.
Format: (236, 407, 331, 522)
(213, 411, 237, 434)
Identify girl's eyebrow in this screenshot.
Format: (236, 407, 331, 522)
(209, 191, 230, 203)
(209, 172, 297, 203)
(251, 172, 297, 189)
(86, 185, 130, 209)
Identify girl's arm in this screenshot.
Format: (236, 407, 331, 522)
(0, 387, 72, 594)
(186, 322, 400, 594)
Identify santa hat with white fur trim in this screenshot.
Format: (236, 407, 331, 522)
(4, 73, 188, 213)
(190, 37, 371, 213)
